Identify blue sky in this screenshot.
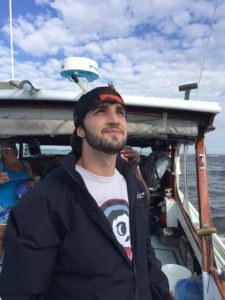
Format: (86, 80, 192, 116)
(0, 0, 224, 153)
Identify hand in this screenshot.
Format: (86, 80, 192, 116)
(0, 172, 9, 184)
(120, 146, 140, 167)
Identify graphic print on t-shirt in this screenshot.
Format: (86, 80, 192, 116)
(75, 165, 132, 260)
(100, 199, 132, 260)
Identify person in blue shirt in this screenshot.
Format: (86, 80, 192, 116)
(0, 140, 33, 255)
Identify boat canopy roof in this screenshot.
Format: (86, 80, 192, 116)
(0, 81, 221, 114)
(0, 81, 221, 146)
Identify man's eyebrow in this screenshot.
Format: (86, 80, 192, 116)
(116, 105, 126, 111)
(91, 103, 107, 111)
(97, 103, 108, 108)
(91, 102, 126, 112)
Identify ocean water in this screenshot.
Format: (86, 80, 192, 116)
(207, 155, 225, 238)
(182, 154, 225, 244)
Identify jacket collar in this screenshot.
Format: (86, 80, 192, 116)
(59, 151, 138, 212)
(59, 151, 135, 184)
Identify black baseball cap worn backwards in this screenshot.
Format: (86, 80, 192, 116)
(74, 86, 125, 127)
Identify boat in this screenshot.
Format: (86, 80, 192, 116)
(0, 70, 224, 299)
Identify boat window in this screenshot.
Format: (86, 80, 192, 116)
(134, 147, 151, 156)
(177, 144, 198, 210)
(40, 145, 71, 155)
(22, 144, 71, 157)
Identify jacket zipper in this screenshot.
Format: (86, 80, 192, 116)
(130, 191, 139, 300)
(132, 260, 139, 300)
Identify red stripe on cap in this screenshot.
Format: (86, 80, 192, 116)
(99, 94, 123, 103)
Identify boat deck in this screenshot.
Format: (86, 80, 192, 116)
(151, 235, 184, 266)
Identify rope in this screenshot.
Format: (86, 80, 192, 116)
(195, 0, 218, 99)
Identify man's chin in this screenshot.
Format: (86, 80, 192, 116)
(99, 142, 126, 155)
(85, 131, 127, 155)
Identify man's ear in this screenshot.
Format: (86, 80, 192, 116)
(77, 126, 85, 138)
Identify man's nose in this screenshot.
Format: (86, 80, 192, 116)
(107, 110, 120, 123)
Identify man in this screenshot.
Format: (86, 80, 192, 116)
(140, 143, 171, 191)
(0, 87, 170, 299)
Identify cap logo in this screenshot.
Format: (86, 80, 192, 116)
(99, 94, 123, 104)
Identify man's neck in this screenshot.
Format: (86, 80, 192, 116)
(76, 149, 117, 177)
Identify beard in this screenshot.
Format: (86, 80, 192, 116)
(83, 124, 127, 154)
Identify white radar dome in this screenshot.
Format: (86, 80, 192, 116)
(61, 57, 99, 82)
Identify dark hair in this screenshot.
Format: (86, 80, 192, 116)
(0, 140, 18, 158)
(0, 140, 17, 151)
(70, 129, 82, 160)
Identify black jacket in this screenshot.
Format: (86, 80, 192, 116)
(0, 152, 170, 300)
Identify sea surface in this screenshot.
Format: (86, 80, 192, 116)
(182, 154, 225, 244)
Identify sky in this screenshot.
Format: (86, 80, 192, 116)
(0, 0, 224, 154)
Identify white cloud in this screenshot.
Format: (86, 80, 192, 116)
(130, 0, 188, 21)
(188, 0, 216, 20)
(4, 16, 72, 56)
(172, 11, 191, 28)
(51, 0, 134, 39)
(181, 23, 210, 39)
(35, 0, 50, 5)
(0, 43, 13, 81)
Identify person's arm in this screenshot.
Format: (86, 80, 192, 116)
(25, 161, 33, 179)
(23, 160, 35, 188)
(0, 160, 9, 185)
(121, 146, 150, 201)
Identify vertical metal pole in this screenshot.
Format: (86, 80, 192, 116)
(184, 90, 190, 100)
(9, 0, 14, 80)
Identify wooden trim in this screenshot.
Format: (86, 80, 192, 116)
(210, 266, 225, 300)
(195, 131, 215, 272)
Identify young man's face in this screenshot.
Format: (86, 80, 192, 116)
(78, 102, 128, 154)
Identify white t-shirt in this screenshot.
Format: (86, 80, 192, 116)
(75, 164, 132, 260)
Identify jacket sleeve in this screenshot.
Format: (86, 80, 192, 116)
(0, 180, 67, 299)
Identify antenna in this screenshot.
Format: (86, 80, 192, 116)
(9, 0, 14, 80)
(178, 83, 198, 100)
(196, 0, 218, 99)
(61, 57, 99, 92)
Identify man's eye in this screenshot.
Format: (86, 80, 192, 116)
(118, 110, 125, 117)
